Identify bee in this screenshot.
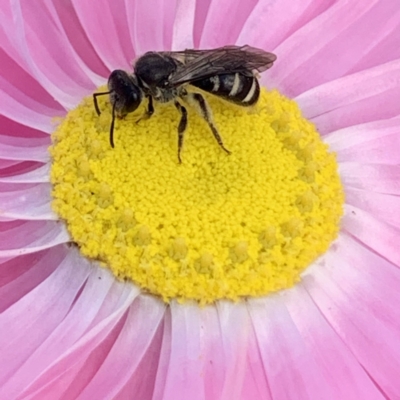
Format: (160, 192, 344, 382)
(93, 45, 276, 163)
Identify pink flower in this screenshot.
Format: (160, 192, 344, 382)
(1, 0, 400, 399)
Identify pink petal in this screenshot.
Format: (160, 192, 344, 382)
(216, 302, 249, 400)
(1, 1, 102, 110)
(16, 2, 97, 92)
(0, 1, 31, 70)
(348, 15, 400, 74)
(202, 302, 250, 400)
(113, 321, 163, 399)
(0, 182, 55, 220)
(0, 135, 50, 162)
(266, 0, 399, 97)
(243, 323, 272, 400)
(345, 187, 400, 229)
(0, 248, 90, 389)
(0, 114, 49, 139)
(125, 0, 177, 55)
(154, 301, 205, 400)
(248, 296, 340, 399)
(23, 317, 128, 399)
(283, 285, 385, 400)
(330, 116, 399, 149)
(1, 266, 116, 398)
(238, 0, 336, 53)
(77, 295, 165, 399)
(342, 204, 400, 268)
(0, 163, 50, 183)
(4, 1, 87, 108)
(18, 280, 138, 398)
(295, 59, 400, 133)
(0, 160, 20, 170)
(0, 47, 65, 112)
(219, 301, 251, 400)
(51, 0, 109, 80)
(325, 116, 400, 164)
(198, 305, 224, 398)
(340, 162, 400, 195)
(72, 0, 135, 71)
(0, 220, 70, 257)
(0, 84, 61, 133)
(192, 0, 212, 48)
(171, 0, 197, 50)
(198, 0, 258, 48)
(335, 130, 400, 164)
(303, 232, 400, 399)
(0, 246, 67, 312)
(0, 162, 46, 181)
(150, 307, 172, 400)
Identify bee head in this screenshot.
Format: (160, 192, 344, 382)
(108, 70, 143, 115)
(92, 70, 143, 149)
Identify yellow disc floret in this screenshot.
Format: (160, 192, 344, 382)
(50, 88, 344, 304)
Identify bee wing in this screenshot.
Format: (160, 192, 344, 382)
(158, 49, 206, 64)
(165, 45, 276, 87)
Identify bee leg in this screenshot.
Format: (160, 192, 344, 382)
(136, 96, 154, 123)
(188, 93, 231, 155)
(174, 101, 187, 163)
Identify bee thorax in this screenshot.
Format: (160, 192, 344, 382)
(153, 87, 179, 103)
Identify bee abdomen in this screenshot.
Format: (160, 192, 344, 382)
(191, 73, 260, 106)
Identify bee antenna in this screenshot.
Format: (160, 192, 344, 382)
(110, 100, 116, 148)
(93, 91, 111, 116)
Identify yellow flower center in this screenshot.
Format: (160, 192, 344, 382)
(50, 88, 343, 304)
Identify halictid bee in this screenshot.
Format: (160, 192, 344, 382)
(93, 45, 277, 163)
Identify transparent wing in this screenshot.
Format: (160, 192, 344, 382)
(163, 45, 277, 87)
(158, 49, 207, 65)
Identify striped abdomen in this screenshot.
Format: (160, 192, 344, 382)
(190, 73, 260, 106)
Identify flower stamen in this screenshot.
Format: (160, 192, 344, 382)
(50, 88, 344, 304)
